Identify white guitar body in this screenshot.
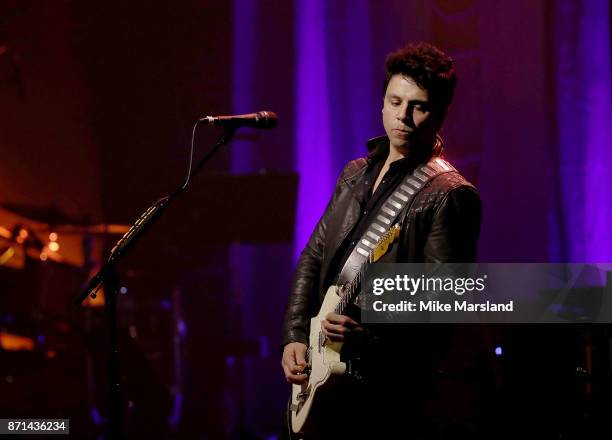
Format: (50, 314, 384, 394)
(287, 224, 401, 437)
(289, 285, 347, 436)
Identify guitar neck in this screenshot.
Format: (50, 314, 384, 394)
(333, 223, 400, 314)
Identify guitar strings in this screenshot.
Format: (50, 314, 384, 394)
(308, 224, 398, 363)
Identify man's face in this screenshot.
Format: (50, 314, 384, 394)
(382, 74, 441, 152)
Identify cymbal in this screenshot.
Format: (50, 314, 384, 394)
(41, 224, 130, 236)
(1, 203, 129, 236)
(0, 202, 83, 226)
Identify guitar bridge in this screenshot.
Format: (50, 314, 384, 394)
(297, 387, 310, 401)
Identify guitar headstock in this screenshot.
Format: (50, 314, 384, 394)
(371, 224, 401, 262)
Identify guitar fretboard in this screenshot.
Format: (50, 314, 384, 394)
(333, 223, 400, 315)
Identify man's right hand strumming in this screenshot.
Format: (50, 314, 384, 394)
(282, 342, 308, 384)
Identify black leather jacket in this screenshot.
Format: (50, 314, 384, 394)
(282, 136, 482, 348)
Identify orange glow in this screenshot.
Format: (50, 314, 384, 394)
(15, 228, 28, 244)
(0, 332, 35, 351)
(40, 252, 48, 261)
(46, 350, 57, 359)
(0, 247, 15, 265)
(0, 226, 11, 239)
(49, 232, 58, 241)
(84, 287, 105, 307)
(48, 242, 60, 252)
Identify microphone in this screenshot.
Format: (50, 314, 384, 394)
(200, 111, 278, 129)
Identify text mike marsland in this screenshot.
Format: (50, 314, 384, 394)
(200, 111, 278, 129)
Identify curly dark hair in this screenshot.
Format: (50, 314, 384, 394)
(383, 43, 456, 114)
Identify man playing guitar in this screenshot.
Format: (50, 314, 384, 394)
(282, 43, 484, 438)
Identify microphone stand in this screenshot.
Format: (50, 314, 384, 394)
(74, 126, 237, 439)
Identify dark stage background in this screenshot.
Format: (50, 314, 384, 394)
(1, 0, 612, 438)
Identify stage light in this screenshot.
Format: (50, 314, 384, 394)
(49, 232, 58, 241)
(48, 242, 60, 252)
(40, 252, 48, 261)
(494, 346, 503, 356)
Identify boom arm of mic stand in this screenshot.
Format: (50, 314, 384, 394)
(71, 125, 237, 439)
(72, 125, 236, 439)
(74, 125, 236, 306)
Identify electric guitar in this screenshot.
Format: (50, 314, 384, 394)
(288, 223, 401, 437)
